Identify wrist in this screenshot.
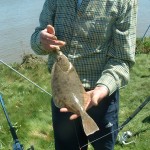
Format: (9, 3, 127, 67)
(95, 85, 109, 96)
(91, 86, 109, 106)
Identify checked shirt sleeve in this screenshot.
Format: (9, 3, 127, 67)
(30, 0, 56, 55)
(96, 0, 138, 95)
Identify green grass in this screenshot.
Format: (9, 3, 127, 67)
(0, 52, 150, 149)
(136, 37, 150, 54)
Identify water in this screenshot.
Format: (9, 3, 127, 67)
(0, 0, 45, 63)
(0, 0, 150, 64)
(137, 0, 150, 37)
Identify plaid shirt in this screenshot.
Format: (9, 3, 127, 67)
(31, 0, 137, 95)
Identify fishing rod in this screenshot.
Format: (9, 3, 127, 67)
(119, 96, 150, 131)
(118, 96, 150, 145)
(1, 57, 150, 148)
(0, 22, 149, 149)
(0, 94, 34, 150)
(0, 59, 52, 97)
(117, 23, 150, 145)
(136, 24, 150, 50)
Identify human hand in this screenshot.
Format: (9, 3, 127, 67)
(40, 25, 66, 52)
(89, 86, 109, 106)
(60, 86, 109, 120)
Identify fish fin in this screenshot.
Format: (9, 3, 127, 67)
(83, 92, 90, 109)
(81, 112, 99, 136)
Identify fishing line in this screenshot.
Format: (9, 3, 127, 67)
(73, 121, 82, 150)
(81, 96, 150, 149)
(0, 59, 52, 97)
(80, 126, 122, 149)
(1, 47, 149, 150)
(0, 38, 149, 149)
(0, 59, 121, 149)
(71, 1, 150, 148)
(0, 1, 150, 149)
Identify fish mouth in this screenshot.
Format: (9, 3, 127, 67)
(55, 51, 63, 62)
(57, 50, 63, 56)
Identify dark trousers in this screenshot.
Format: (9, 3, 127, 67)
(51, 90, 119, 150)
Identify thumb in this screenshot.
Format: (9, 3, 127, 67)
(91, 91, 99, 106)
(47, 25, 55, 35)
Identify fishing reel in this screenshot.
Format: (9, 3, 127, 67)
(13, 139, 34, 150)
(118, 97, 150, 145)
(0, 95, 34, 150)
(118, 131, 135, 145)
(13, 139, 23, 150)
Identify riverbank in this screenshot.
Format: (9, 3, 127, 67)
(0, 40, 150, 149)
(0, 0, 150, 64)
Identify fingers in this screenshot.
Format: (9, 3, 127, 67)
(91, 91, 99, 106)
(70, 114, 79, 120)
(47, 25, 55, 35)
(60, 108, 68, 112)
(91, 86, 109, 106)
(40, 25, 66, 52)
(41, 36, 65, 47)
(40, 29, 57, 41)
(60, 108, 79, 120)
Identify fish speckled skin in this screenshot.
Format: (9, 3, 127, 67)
(51, 51, 99, 136)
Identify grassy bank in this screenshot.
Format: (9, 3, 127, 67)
(0, 39, 150, 149)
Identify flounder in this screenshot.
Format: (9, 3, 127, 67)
(51, 51, 99, 136)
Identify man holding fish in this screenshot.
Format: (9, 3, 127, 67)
(31, 0, 137, 150)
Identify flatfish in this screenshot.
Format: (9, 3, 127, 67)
(51, 51, 99, 136)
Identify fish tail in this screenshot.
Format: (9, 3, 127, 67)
(81, 112, 99, 136)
